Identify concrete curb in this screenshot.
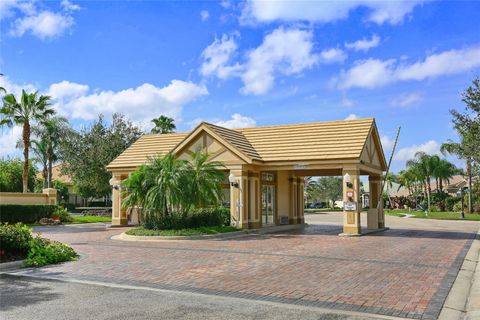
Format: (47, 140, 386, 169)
(0, 260, 24, 272)
(111, 224, 307, 242)
(438, 229, 480, 320)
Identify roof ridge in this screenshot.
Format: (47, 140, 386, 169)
(234, 118, 374, 132)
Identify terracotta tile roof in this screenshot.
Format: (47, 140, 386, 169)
(36, 163, 72, 185)
(107, 118, 381, 170)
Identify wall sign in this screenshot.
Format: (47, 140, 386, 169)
(293, 163, 306, 170)
(346, 191, 354, 198)
(344, 202, 357, 211)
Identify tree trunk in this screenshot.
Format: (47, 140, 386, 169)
(467, 159, 473, 213)
(439, 178, 444, 193)
(47, 144, 53, 188)
(22, 122, 30, 193)
(42, 165, 48, 188)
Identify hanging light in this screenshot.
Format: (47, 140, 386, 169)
(229, 173, 239, 188)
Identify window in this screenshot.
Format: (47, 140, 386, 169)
(261, 172, 275, 182)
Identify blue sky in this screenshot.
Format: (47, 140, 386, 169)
(1, 0, 479, 173)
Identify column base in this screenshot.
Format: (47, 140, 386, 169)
(342, 225, 361, 235)
(297, 217, 305, 224)
(247, 221, 262, 229)
(112, 218, 128, 226)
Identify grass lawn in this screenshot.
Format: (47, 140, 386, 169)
(385, 210, 480, 221)
(70, 216, 111, 224)
(305, 208, 342, 213)
(126, 225, 240, 237)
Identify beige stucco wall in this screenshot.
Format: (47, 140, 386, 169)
(276, 170, 290, 224)
(0, 188, 57, 205)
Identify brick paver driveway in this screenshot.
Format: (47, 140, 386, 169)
(13, 213, 479, 320)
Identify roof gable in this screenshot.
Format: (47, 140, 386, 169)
(359, 121, 388, 171)
(172, 122, 259, 164)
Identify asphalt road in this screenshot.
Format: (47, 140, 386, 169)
(0, 275, 390, 320)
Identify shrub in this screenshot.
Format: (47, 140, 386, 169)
(430, 205, 441, 212)
(53, 207, 73, 223)
(453, 202, 463, 212)
(0, 204, 57, 223)
(24, 236, 78, 267)
(0, 223, 32, 260)
(445, 197, 459, 211)
(142, 207, 230, 230)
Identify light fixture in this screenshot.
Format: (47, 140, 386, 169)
(229, 173, 239, 188)
(343, 173, 353, 188)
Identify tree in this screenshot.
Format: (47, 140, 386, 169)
(30, 139, 49, 188)
(433, 159, 459, 193)
(407, 152, 438, 212)
(0, 90, 54, 192)
(151, 115, 176, 134)
(0, 73, 6, 94)
(441, 139, 474, 213)
(0, 158, 37, 192)
(122, 150, 225, 229)
(59, 114, 142, 200)
(316, 177, 342, 208)
(33, 116, 70, 188)
(441, 78, 480, 213)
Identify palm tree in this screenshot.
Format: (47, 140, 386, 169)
(0, 73, 6, 94)
(441, 139, 474, 213)
(433, 159, 458, 193)
(0, 90, 54, 192)
(122, 150, 225, 229)
(407, 152, 437, 212)
(151, 115, 176, 134)
(31, 139, 49, 188)
(33, 116, 70, 188)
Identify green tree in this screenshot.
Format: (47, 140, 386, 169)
(122, 150, 225, 229)
(316, 177, 342, 208)
(0, 73, 6, 94)
(407, 152, 438, 212)
(0, 90, 54, 192)
(151, 115, 176, 134)
(33, 116, 70, 188)
(0, 158, 37, 192)
(59, 114, 142, 200)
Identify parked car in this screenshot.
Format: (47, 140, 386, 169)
(308, 202, 325, 209)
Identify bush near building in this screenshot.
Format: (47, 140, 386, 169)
(0, 223, 77, 265)
(0, 204, 57, 223)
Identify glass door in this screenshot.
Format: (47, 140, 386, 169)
(262, 185, 275, 225)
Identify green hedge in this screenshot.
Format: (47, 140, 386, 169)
(0, 204, 57, 223)
(143, 207, 230, 230)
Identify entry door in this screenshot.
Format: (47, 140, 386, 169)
(262, 185, 275, 225)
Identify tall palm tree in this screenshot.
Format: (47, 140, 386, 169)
(0, 73, 6, 94)
(407, 152, 437, 212)
(31, 139, 49, 188)
(151, 115, 176, 134)
(33, 116, 70, 188)
(0, 90, 54, 192)
(433, 159, 458, 193)
(441, 139, 474, 213)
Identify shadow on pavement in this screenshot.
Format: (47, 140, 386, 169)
(0, 274, 61, 311)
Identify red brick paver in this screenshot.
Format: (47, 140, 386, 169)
(21, 220, 477, 319)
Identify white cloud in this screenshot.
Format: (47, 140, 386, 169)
(47, 80, 88, 99)
(345, 34, 381, 52)
(61, 0, 81, 11)
(340, 97, 354, 107)
(336, 58, 396, 90)
(320, 48, 347, 64)
(0, 126, 22, 157)
(344, 114, 359, 120)
(390, 92, 423, 107)
(200, 33, 242, 79)
(240, 27, 318, 95)
(380, 135, 393, 151)
(335, 45, 480, 90)
(394, 140, 441, 161)
(200, 10, 209, 21)
(49, 80, 208, 124)
(0, 75, 37, 96)
(214, 113, 256, 129)
(4, 0, 79, 39)
(10, 11, 74, 39)
(240, 0, 427, 25)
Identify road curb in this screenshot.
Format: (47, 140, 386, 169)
(111, 224, 307, 241)
(0, 260, 24, 272)
(438, 229, 480, 320)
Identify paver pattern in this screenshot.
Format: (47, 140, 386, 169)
(16, 214, 479, 319)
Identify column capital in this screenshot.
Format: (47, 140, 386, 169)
(369, 174, 382, 182)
